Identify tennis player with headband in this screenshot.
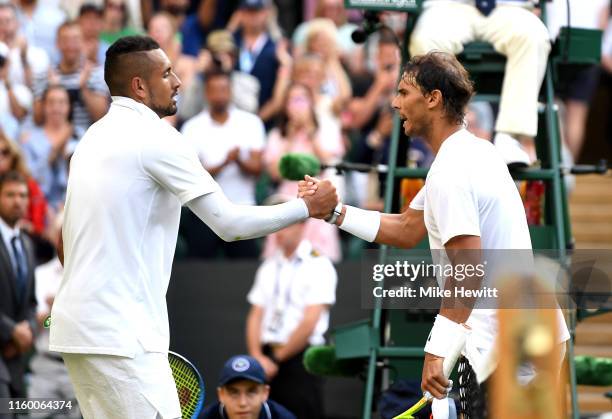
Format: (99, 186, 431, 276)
(48, 36, 338, 419)
(299, 51, 570, 418)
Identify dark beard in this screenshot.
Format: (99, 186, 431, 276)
(150, 101, 177, 118)
(210, 103, 228, 115)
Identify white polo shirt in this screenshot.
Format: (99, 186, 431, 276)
(411, 129, 569, 357)
(247, 240, 337, 346)
(181, 107, 266, 205)
(50, 96, 219, 357)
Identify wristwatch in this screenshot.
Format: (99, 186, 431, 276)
(326, 202, 343, 224)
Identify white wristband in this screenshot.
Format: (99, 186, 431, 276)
(424, 315, 468, 361)
(338, 205, 381, 242)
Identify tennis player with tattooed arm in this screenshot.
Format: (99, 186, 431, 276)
(299, 51, 569, 418)
(49, 36, 338, 419)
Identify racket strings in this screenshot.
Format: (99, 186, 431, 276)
(458, 356, 489, 419)
(169, 355, 204, 418)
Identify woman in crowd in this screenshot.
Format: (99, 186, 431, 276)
(0, 130, 48, 241)
(263, 82, 343, 261)
(21, 85, 78, 211)
(100, 0, 142, 45)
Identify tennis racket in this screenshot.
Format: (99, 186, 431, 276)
(169, 351, 205, 419)
(393, 333, 466, 419)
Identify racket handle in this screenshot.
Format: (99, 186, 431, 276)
(431, 398, 451, 419)
(433, 333, 465, 419)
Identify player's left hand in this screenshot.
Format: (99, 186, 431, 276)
(421, 352, 450, 400)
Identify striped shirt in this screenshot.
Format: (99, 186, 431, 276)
(33, 64, 108, 133)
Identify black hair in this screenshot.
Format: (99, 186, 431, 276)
(104, 36, 160, 96)
(0, 170, 28, 193)
(79, 3, 103, 17)
(203, 66, 231, 85)
(402, 51, 474, 124)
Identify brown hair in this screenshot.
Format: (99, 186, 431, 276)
(402, 51, 474, 124)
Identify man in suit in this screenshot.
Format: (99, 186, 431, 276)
(0, 170, 37, 409)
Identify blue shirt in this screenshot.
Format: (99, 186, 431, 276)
(22, 126, 81, 209)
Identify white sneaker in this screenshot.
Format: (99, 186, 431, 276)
(494, 133, 531, 168)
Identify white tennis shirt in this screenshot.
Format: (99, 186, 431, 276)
(410, 129, 569, 357)
(50, 96, 219, 357)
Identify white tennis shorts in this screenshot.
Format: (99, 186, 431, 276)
(62, 348, 181, 419)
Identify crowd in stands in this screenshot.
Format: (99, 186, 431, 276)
(0, 0, 610, 263)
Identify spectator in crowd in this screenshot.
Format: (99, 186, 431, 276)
(0, 41, 32, 128)
(61, 0, 145, 30)
(347, 28, 400, 196)
(264, 82, 343, 261)
(33, 21, 109, 133)
(158, 0, 190, 30)
(348, 29, 399, 133)
(200, 355, 296, 419)
(178, 29, 261, 120)
(410, 0, 551, 166)
(292, 0, 359, 64)
(147, 11, 196, 93)
(264, 53, 344, 147)
(0, 133, 47, 241)
(78, 4, 109, 65)
(28, 211, 80, 419)
(180, 68, 265, 259)
(302, 19, 352, 110)
(0, 3, 49, 89)
(169, 0, 226, 58)
(15, 0, 66, 64)
(22, 85, 79, 211)
(0, 117, 18, 147)
(100, 0, 142, 45)
(232, 0, 279, 114)
(466, 101, 495, 141)
(247, 197, 337, 419)
(0, 170, 37, 404)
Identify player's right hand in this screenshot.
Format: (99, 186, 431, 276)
(302, 176, 338, 219)
(421, 352, 450, 400)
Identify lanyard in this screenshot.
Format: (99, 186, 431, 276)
(272, 257, 302, 311)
